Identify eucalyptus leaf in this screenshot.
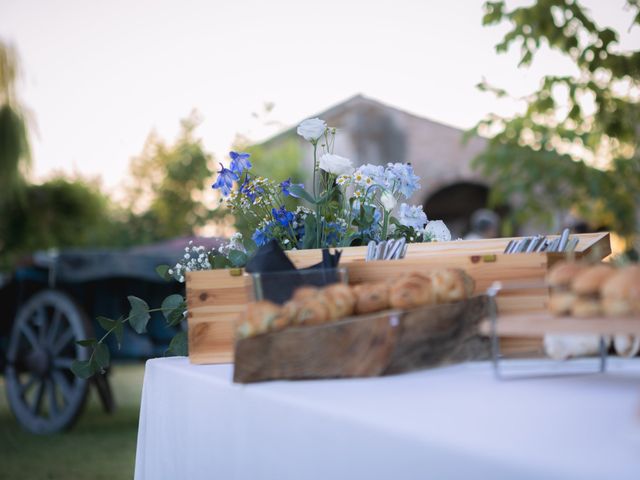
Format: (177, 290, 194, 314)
(97, 316, 117, 332)
(155, 264, 172, 281)
(227, 249, 248, 267)
(166, 331, 188, 356)
(161, 294, 184, 320)
(94, 343, 110, 370)
(127, 295, 150, 334)
(76, 338, 97, 347)
(71, 359, 97, 379)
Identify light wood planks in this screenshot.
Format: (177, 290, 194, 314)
(480, 313, 640, 337)
(186, 232, 611, 365)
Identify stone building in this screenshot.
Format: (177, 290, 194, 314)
(257, 94, 494, 237)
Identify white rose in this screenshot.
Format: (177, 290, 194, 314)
(424, 220, 451, 242)
(297, 118, 327, 141)
(380, 190, 397, 211)
(319, 153, 354, 176)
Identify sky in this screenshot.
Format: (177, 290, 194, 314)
(1, 0, 638, 197)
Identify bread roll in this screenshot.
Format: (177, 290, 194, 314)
(548, 292, 576, 316)
(571, 264, 615, 295)
(547, 262, 586, 288)
(292, 286, 320, 302)
(430, 268, 474, 303)
(543, 334, 606, 360)
(601, 265, 640, 317)
(613, 334, 640, 358)
(295, 299, 330, 326)
(353, 282, 390, 314)
(237, 301, 283, 338)
(323, 283, 356, 320)
(389, 274, 434, 309)
(570, 264, 615, 317)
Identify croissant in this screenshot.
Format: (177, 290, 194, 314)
(324, 283, 356, 319)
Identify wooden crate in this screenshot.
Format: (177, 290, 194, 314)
(186, 232, 610, 364)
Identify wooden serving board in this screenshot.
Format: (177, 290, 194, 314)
(233, 295, 489, 383)
(480, 313, 640, 337)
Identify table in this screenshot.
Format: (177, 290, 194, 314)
(134, 357, 640, 480)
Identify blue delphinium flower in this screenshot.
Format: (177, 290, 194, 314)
(229, 151, 252, 175)
(272, 205, 294, 227)
(385, 163, 420, 199)
(212, 163, 239, 196)
(240, 174, 256, 201)
(280, 178, 304, 198)
(252, 227, 268, 247)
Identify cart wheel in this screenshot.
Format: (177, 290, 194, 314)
(5, 290, 92, 434)
(92, 371, 116, 414)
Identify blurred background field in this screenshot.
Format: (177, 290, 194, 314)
(0, 363, 144, 480)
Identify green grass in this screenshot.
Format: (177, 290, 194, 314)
(0, 363, 145, 480)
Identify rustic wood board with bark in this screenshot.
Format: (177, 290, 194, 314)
(233, 295, 489, 383)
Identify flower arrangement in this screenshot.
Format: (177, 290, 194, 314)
(71, 117, 450, 378)
(209, 117, 450, 264)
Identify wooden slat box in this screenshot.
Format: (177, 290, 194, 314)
(186, 232, 610, 364)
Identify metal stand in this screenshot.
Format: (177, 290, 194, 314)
(487, 281, 609, 380)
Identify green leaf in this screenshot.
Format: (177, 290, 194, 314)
(166, 331, 188, 356)
(288, 185, 317, 204)
(97, 316, 117, 332)
(302, 214, 317, 249)
(213, 254, 231, 269)
(113, 318, 124, 349)
(155, 264, 172, 281)
(161, 294, 187, 326)
(161, 294, 184, 319)
(227, 249, 247, 267)
(76, 338, 97, 347)
(94, 343, 110, 370)
(127, 295, 150, 334)
(71, 359, 98, 379)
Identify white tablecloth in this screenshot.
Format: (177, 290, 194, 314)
(134, 357, 640, 480)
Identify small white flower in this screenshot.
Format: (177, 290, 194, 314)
(297, 118, 327, 141)
(319, 154, 354, 176)
(380, 191, 397, 211)
(398, 203, 427, 229)
(424, 220, 451, 242)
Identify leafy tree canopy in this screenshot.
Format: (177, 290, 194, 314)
(472, 0, 640, 247)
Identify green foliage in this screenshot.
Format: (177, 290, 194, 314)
(473, 0, 640, 244)
(0, 42, 30, 205)
(73, 292, 188, 379)
(122, 111, 215, 244)
(0, 176, 116, 268)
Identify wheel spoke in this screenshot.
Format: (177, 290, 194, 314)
(35, 306, 47, 344)
(19, 374, 38, 397)
(52, 326, 75, 354)
(46, 309, 62, 347)
(51, 370, 73, 403)
(53, 357, 74, 370)
(46, 379, 58, 417)
(19, 322, 39, 349)
(31, 380, 45, 415)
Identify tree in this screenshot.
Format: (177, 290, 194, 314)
(472, 0, 640, 249)
(122, 111, 215, 244)
(0, 42, 30, 207)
